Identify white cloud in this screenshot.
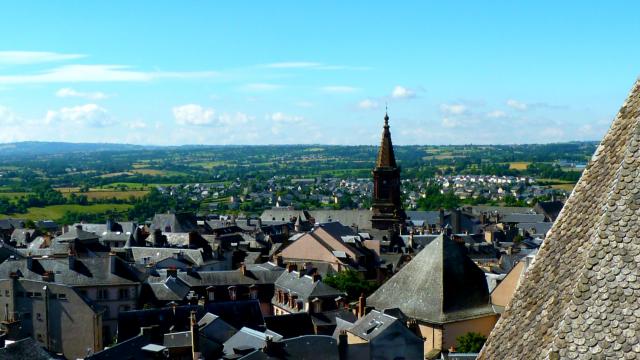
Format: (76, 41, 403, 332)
(45, 104, 113, 127)
(0, 106, 18, 124)
(243, 83, 283, 91)
(269, 112, 304, 123)
(172, 104, 215, 126)
(440, 103, 468, 115)
(127, 120, 148, 129)
(219, 112, 252, 125)
(506, 99, 528, 111)
(56, 87, 109, 100)
(441, 117, 460, 128)
(262, 62, 322, 69)
(391, 85, 415, 99)
(358, 99, 379, 110)
(321, 86, 359, 93)
(486, 110, 507, 118)
(260, 62, 369, 71)
(0, 51, 85, 65)
(0, 64, 218, 84)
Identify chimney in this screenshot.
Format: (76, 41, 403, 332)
(439, 208, 445, 229)
(42, 271, 54, 282)
(109, 253, 118, 274)
(312, 274, 321, 282)
(188, 231, 198, 248)
(68, 253, 77, 271)
(276, 256, 284, 267)
(166, 267, 178, 278)
(153, 229, 164, 247)
(286, 263, 297, 273)
(338, 330, 348, 360)
(335, 296, 346, 309)
(106, 218, 114, 232)
(240, 263, 247, 276)
(452, 208, 462, 234)
(75, 224, 83, 231)
(190, 311, 200, 360)
(357, 293, 366, 318)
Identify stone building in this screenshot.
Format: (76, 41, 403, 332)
(367, 234, 498, 355)
(0, 278, 103, 359)
(479, 80, 640, 358)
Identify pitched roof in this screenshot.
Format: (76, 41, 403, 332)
(0, 338, 58, 360)
(479, 79, 640, 359)
(367, 234, 494, 324)
(274, 271, 343, 300)
(0, 256, 144, 286)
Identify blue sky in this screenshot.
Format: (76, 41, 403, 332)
(0, 1, 638, 145)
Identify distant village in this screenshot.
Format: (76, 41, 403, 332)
(156, 173, 563, 214)
(0, 114, 566, 359)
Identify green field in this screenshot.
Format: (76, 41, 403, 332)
(0, 204, 132, 221)
(0, 192, 32, 199)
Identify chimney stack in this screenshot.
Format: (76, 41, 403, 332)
(338, 330, 348, 360)
(190, 310, 200, 360)
(240, 263, 247, 276)
(357, 293, 366, 318)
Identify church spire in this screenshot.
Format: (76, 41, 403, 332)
(376, 110, 397, 168)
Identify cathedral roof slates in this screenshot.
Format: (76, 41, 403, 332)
(479, 79, 640, 359)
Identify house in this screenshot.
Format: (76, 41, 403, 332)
(342, 309, 424, 360)
(0, 337, 61, 360)
(480, 80, 640, 359)
(271, 267, 344, 316)
(367, 234, 498, 355)
(278, 222, 374, 273)
(0, 278, 104, 359)
(0, 254, 144, 346)
(150, 213, 198, 233)
(533, 200, 564, 222)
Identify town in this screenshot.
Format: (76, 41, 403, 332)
(0, 112, 566, 359)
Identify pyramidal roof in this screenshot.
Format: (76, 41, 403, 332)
(367, 234, 493, 324)
(375, 112, 397, 168)
(480, 79, 640, 359)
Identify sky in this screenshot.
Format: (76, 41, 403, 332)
(0, 1, 639, 146)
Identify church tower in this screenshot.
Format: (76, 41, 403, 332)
(371, 111, 406, 230)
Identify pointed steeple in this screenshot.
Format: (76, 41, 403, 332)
(376, 111, 397, 168)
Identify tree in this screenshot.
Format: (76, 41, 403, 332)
(323, 269, 378, 301)
(456, 332, 487, 353)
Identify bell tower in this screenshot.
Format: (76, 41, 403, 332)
(371, 111, 405, 230)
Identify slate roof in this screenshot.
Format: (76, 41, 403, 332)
(199, 312, 237, 344)
(0, 256, 144, 286)
(479, 79, 640, 359)
(264, 313, 316, 338)
(56, 226, 100, 242)
(238, 335, 339, 360)
(150, 213, 198, 233)
(130, 247, 205, 266)
(500, 213, 545, 224)
(223, 327, 283, 355)
(534, 200, 564, 221)
(347, 309, 420, 343)
(367, 234, 494, 324)
(85, 333, 153, 360)
(0, 337, 59, 360)
(149, 267, 283, 288)
(274, 271, 344, 301)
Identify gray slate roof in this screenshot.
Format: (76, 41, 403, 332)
(274, 271, 343, 301)
(367, 234, 494, 324)
(0, 256, 143, 286)
(479, 79, 640, 359)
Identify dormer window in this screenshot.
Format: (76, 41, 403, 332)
(249, 285, 258, 300)
(228, 286, 237, 301)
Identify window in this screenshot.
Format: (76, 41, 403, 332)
(56, 293, 67, 300)
(97, 289, 109, 300)
(36, 313, 42, 321)
(26, 292, 34, 298)
(4, 290, 8, 296)
(249, 286, 258, 300)
(228, 286, 237, 301)
(118, 288, 129, 300)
